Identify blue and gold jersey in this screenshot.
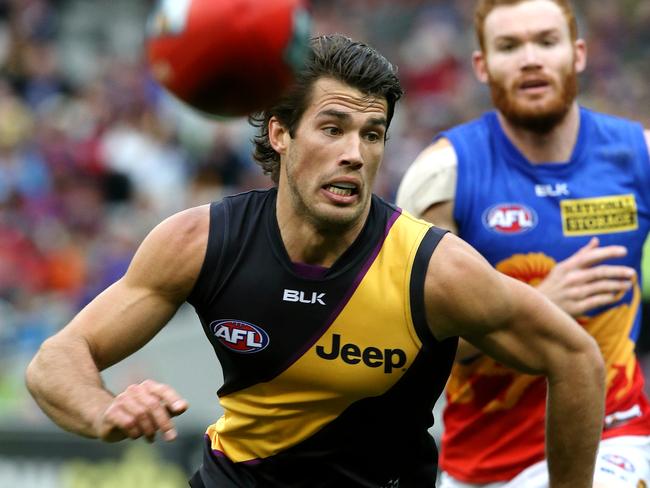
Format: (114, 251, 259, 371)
(440, 108, 650, 482)
(188, 188, 455, 487)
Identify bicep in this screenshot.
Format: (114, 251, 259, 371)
(465, 274, 589, 375)
(54, 206, 209, 370)
(426, 234, 591, 375)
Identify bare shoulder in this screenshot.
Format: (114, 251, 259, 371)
(125, 204, 211, 298)
(424, 233, 511, 340)
(150, 205, 210, 251)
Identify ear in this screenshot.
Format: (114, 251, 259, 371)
(472, 50, 489, 84)
(268, 116, 290, 155)
(574, 38, 587, 74)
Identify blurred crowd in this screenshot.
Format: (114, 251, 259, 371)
(1, 0, 649, 418)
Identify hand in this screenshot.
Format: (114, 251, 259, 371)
(536, 237, 636, 317)
(94, 380, 189, 443)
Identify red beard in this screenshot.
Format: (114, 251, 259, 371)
(489, 68, 578, 134)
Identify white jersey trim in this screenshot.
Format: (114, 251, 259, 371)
(395, 139, 458, 218)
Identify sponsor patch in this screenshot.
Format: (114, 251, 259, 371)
(316, 334, 407, 374)
(561, 194, 638, 236)
(211, 320, 269, 353)
(482, 203, 537, 234)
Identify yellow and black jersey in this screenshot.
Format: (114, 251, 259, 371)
(187, 188, 455, 487)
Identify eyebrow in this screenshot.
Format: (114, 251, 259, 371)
(494, 28, 561, 42)
(316, 109, 387, 127)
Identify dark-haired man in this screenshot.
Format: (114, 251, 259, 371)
(27, 34, 604, 487)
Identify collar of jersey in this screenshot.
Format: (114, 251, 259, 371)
(264, 188, 384, 281)
(486, 106, 590, 177)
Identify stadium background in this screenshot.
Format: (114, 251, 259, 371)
(0, 0, 649, 486)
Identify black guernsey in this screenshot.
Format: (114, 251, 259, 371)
(187, 188, 456, 487)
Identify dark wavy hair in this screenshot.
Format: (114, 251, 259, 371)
(249, 34, 403, 184)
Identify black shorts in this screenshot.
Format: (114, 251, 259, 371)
(189, 469, 205, 488)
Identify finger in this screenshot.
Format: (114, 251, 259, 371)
(142, 380, 189, 416)
(139, 395, 178, 441)
(573, 265, 636, 284)
(139, 380, 188, 441)
(553, 238, 598, 271)
(578, 236, 599, 253)
(121, 385, 160, 440)
(102, 404, 144, 441)
(572, 245, 629, 268)
(574, 279, 633, 300)
(575, 293, 625, 315)
(138, 398, 173, 442)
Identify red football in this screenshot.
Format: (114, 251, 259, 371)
(146, 0, 311, 117)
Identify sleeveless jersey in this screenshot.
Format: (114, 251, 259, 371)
(439, 108, 650, 483)
(187, 188, 456, 487)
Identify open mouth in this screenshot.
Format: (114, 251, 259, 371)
(519, 79, 550, 90)
(324, 182, 359, 197)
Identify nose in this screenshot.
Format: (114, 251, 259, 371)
(520, 43, 542, 70)
(339, 134, 364, 169)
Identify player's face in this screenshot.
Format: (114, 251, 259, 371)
(474, 0, 586, 132)
(272, 77, 388, 230)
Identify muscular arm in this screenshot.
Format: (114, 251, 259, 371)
(426, 234, 605, 488)
(25, 205, 209, 442)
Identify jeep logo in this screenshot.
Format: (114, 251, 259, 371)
(316, 334, 407, 374)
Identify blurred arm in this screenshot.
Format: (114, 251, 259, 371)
(25, 205, 209, 442)
(425, 233, 605, 488)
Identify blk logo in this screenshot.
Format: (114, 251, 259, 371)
(283, 289, 326, 305)
(483, 203, 537, 234)
(535, 183, 569, 197)
(316, 334, 407, 374)
(211, 320, 269, 353)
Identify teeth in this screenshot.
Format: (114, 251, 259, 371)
(327, 184, 354, 196)
(332, 182, 356, 189)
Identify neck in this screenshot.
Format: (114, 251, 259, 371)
(497, 103, 581, 164)
(275, 191, 369, 268)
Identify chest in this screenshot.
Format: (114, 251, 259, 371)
(460, 155, 649, 269)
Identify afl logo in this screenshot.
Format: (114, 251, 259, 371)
(483, 203, 537, 234)
(211, 320, 269, 353)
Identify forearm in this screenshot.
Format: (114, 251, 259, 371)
(545, 346, 605, 488)
(25, 334, 114, 438)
